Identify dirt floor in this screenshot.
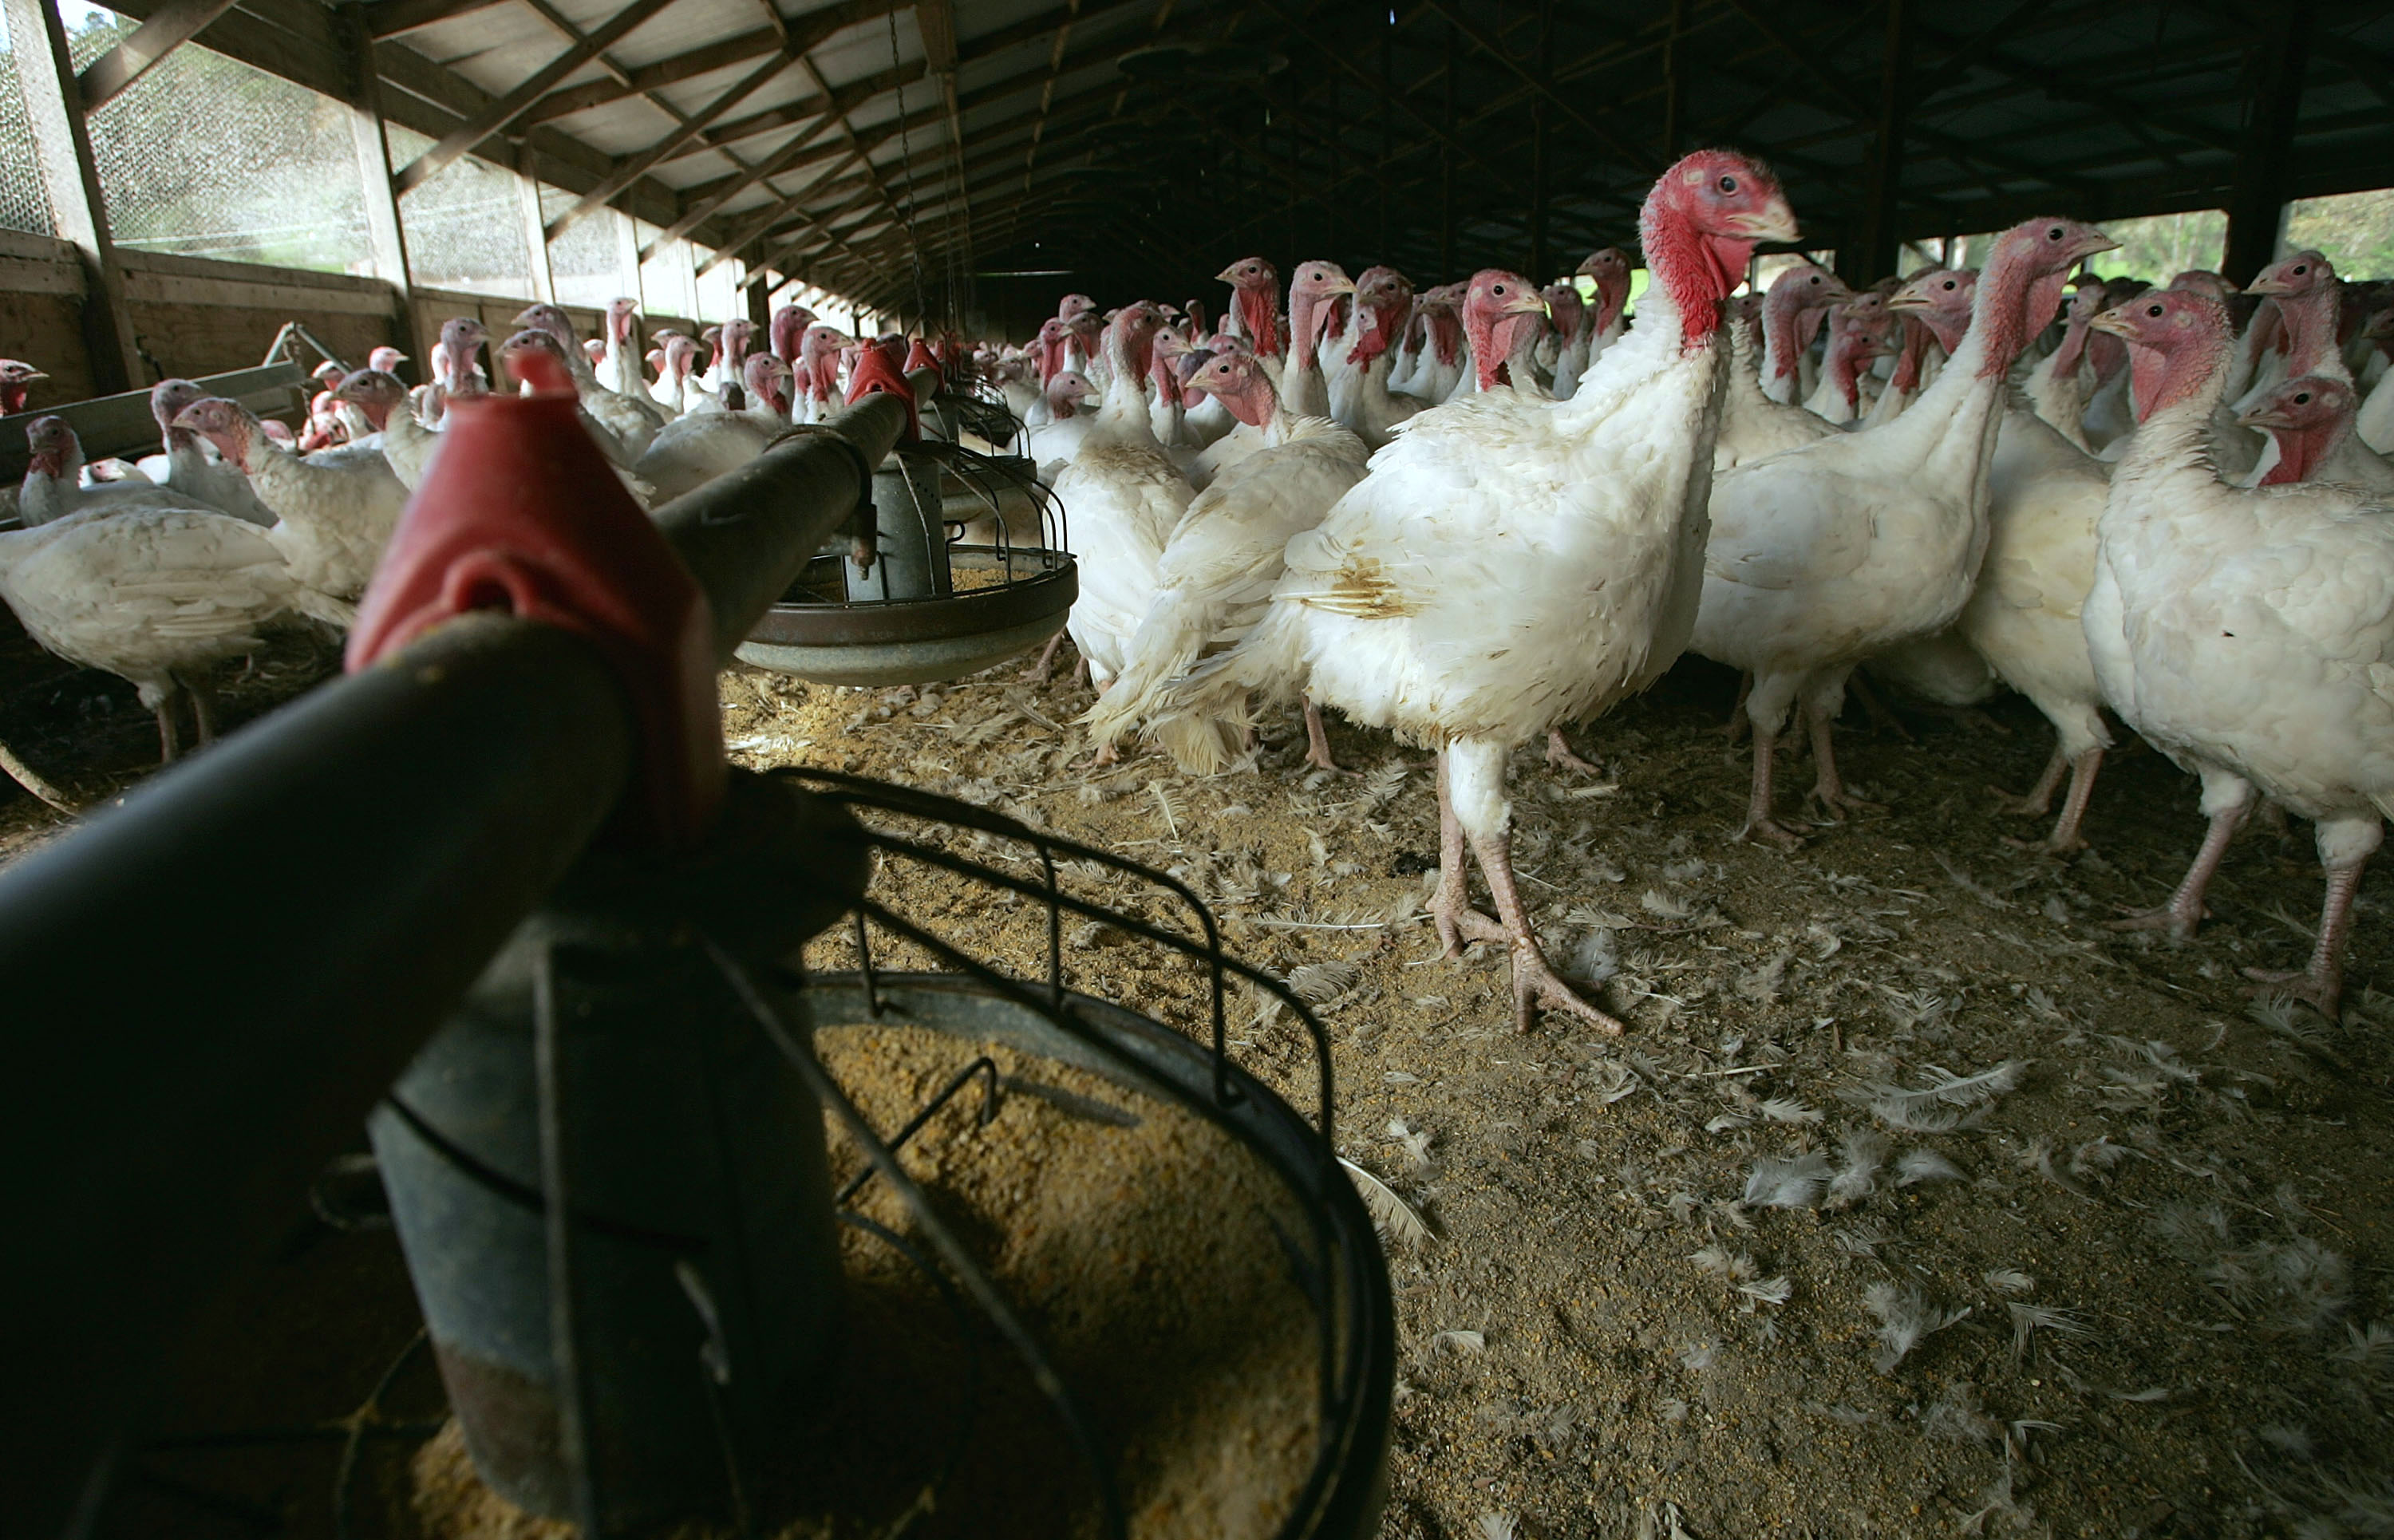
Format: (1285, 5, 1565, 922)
(9, 615, 2391, 1540)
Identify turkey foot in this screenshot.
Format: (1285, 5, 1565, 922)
(1084, 740, 1122, 769)
(1991, 745, 2068, 818)
(1302, 700, 1353, 774)
(1464, 822, 1626, 1034)
(2240, 860, 2364, 1021)
(2003, 749, 2101, 855)
(1803, 703, 1883, 819)
(1546, 728, 1604, 776)
(2107, 803, 2244, 942)
(1020, 630, 1069, 682)
(1735, 718, 1806, 847)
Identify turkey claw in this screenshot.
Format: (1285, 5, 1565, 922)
(1988, 783, 2054, 819)
(2241, 966, 2342, 1021)
(1508, 943, 1627, 1035)
(1736, 817, 1807, 850)
(1546, 729, 1604, 776)
(2106, 903, 2202, 943)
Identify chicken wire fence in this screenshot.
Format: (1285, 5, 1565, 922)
(0, 11, 56, 238)
(62, 6, 372, 272)
(391, 122, 534, 299)
(542, 184, 626, 310)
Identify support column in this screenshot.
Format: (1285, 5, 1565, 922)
(515, 142, 556, 305)
(5, 0, 144, 392)
(1439, 33, 1455, 278)
(343, 2, 432, 380)
(1843, 0, 1911, 287)
(2223, 2, 2313, 286)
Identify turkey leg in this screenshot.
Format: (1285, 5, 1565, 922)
(1303, 700, 1350, 774)
(1432, 750, 1506, 954)
(2243, 858, 2368, 1020)
(1464, 824, 1627, 1035)
(2111, 800, 2247, 942)
(188, 677, 219, 747)
(1804, 694, 1884, 818)
(2007, 749, 2102, 855)
(1737, 715, 1804, 848)
(1546, 728, 1603, 776)
(1992, 744, 2069, 819)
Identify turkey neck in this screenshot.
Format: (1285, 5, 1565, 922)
(2279, 281, 2349, 383)
(2112, 335, 2232, 512)
(1861, 247, 2059, 487)
(1093, 319, 1159, 441)
(1761, 291, 1826, 401)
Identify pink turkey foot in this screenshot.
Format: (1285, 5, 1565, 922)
(1432, 752, 1508, 957)
(2241, 862, 2364, 1021)
(1546, 729, 1603, 776)
(2242, 965, 2343, 1021)
(1302, 701, 1353, 775)
(1736, 719, 1806, 847)
(2002, 750, 2101, 855)
(1990, 746, 2067, 819)
(1803, 705, 1883, 819)
(1502, 937, 1628, 1035)
(1084, 741, 1122, 769)
(1020, 630, 1069, 683)
(2108, 804, 2245, 944)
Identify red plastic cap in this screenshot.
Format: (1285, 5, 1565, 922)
(344, 371, 725, 850)
(844, 346, 918, 442)
(903, 338, 938, 375)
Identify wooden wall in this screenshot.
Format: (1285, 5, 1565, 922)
(0, 230, 100, 404)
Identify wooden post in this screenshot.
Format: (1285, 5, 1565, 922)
(2223, 2, 2313, 286)
(615, 207, 643, 310)
(515, 142, 555, 304)
(1844, 0, 1911, 286)
(342, 2, 431, 378)
(5, 0, 144, 392)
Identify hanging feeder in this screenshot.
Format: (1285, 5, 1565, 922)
(738, 367, 1077, 689)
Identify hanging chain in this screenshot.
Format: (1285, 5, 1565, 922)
(888, 8, 932, 331)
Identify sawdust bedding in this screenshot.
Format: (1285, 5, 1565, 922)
(4, 616, 2391, 1539)
(716, 649, 2393, 1540)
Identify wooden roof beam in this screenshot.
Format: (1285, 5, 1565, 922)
(392, 0, 681, 193)
(525, 0, 906, 124)
(545, 51, 792, 239)
(1415, 0, 1660, 176)
(365, 0, 511, 40)
(75, 0, 243, 109)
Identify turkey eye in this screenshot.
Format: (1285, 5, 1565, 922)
(2295, 265, 2309, 274)
(1718, 175, 1737, 192)
(2147, 304, 2163, 316)
(2048, 226, 2064, 240)
(2297, 393, 2312, 403)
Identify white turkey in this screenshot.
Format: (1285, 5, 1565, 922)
(1155, 151, 1797, 1032)
(174, 395, 409, 629)
(18, 417, 215, 527)
(0, 506, 297, 760)
(2084, 286, 2394, 1018)
(2238, 373, 2394, 492)
(1083, 348, 1369, 774)
(1329, 266, 1428, 452)
(631, 353, 790, 504)
(516, 302, 666, 460)
(1692, 215, 2116, 845)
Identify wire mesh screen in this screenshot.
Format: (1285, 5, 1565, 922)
(638, 221, 694, 321)
(392, 122, 532, 299)
(65, 6, 369, 271)
(541, 184, 625, 310)
(0, 9, 57, 237)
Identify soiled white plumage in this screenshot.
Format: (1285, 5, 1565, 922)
(177, 398, 406, 629)
(1084, 382, 1368, 772)
(2088, 290, 2394, 1013)
(1056, 305, 1191, 692)
(1693, 218, 2113, 841)
(1713, 302, 1836, 475)
(0, 507, 295, 711)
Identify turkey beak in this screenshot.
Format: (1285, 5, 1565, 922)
(1729, 199, 1800, 243)
(2238, 405, 2295, 431)
(2068, 233, 2120, 265)
(2088, 307, 2136, 339)
(20, 368, 48, 381)
(1886, 288, 1932, 313)
(2246, 271, 2295, 296)
(1215, 265, 1241, 284)
(1502, 292, 1550, 318)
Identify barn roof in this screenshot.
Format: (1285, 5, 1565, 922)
(93, 0, 2394, 326)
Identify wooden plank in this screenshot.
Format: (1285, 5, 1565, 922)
(76, 0, 244, 109)
(2, 0, 143, 392)
(0, 363, 307, 482)
(365, 0, 514, 38)
(391, 0, 682, 195)
(523, 0, 906, 123)
(342, 2, 433, 376)
(119, 267, 400, 315)
(0, 253, 85, 297)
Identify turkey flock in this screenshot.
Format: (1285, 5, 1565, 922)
(9, 150, 2394, 1035)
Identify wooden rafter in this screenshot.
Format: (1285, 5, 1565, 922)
(392, 0, 680, 193)
(75, 0, 243, 109)
(544, 52, 792, 240)
(1416, 0, 1659, 176)
(365, 0, 510, 40)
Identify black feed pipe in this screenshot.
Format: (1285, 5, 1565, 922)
(0, 369, 940, 1536)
